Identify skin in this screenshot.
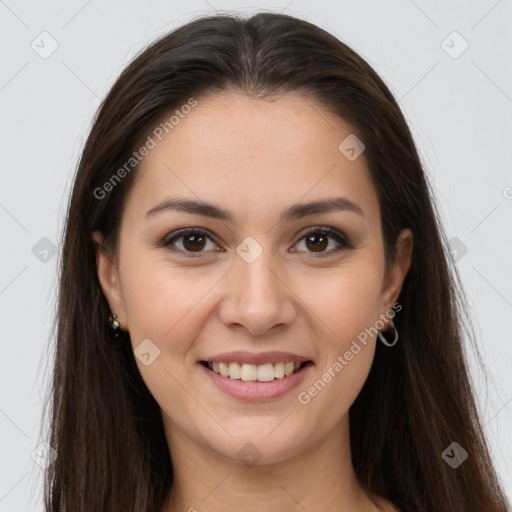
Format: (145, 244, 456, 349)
(93, 92, 412, 512)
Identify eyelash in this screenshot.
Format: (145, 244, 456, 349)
(160, 226, 353, 258)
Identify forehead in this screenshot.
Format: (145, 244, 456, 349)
(125, 92, 380, 227)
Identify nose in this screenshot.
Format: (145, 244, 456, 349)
(218, 247, 297, 336)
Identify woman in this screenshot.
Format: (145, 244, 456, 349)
(41, 11, 510, 512)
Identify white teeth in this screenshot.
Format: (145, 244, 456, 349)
(284, 362, 294, 376)
(274, 362, 285, 379)
(257, 363, 275, 382)
(206, 360, 306, 382)
(241, 364, 258, 381)
(219, 362, 229, 377)
(228, 362, 241, 379)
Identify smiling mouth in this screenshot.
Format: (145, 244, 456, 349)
(200, 360, 313, 382)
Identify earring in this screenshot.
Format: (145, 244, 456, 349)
(377, 319, 399, 347)
(109, 313, 121, 339)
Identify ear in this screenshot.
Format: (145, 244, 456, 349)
(379, 228, 413, 319)
(91, 230, 128, 330)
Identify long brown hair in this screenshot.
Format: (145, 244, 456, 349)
(41, 12, 510, 511)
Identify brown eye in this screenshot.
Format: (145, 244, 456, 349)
(162, 226, 351, 258)
(164, 228, 218, 256)
(293, 227, 351, 255)
(304, 232, 329, 252)
(181, 233, 207, 252)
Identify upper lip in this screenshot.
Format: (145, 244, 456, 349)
(200, 351, 312, 365)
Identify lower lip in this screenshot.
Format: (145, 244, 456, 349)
(199, 362, 313, 402)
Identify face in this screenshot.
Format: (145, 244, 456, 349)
(93, 92, 412, 465)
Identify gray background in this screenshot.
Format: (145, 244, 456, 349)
(1, 0, 511, 509)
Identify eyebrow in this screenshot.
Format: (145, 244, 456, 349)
(145, 196, 365, 223)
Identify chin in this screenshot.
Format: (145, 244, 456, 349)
(202, 427, 308, 467)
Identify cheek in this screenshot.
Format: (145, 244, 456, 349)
(300, 260, 383, 346)
(119, 249, 218, 344)
(118, 255, 212, 416)
(292, 262, 382, 416)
